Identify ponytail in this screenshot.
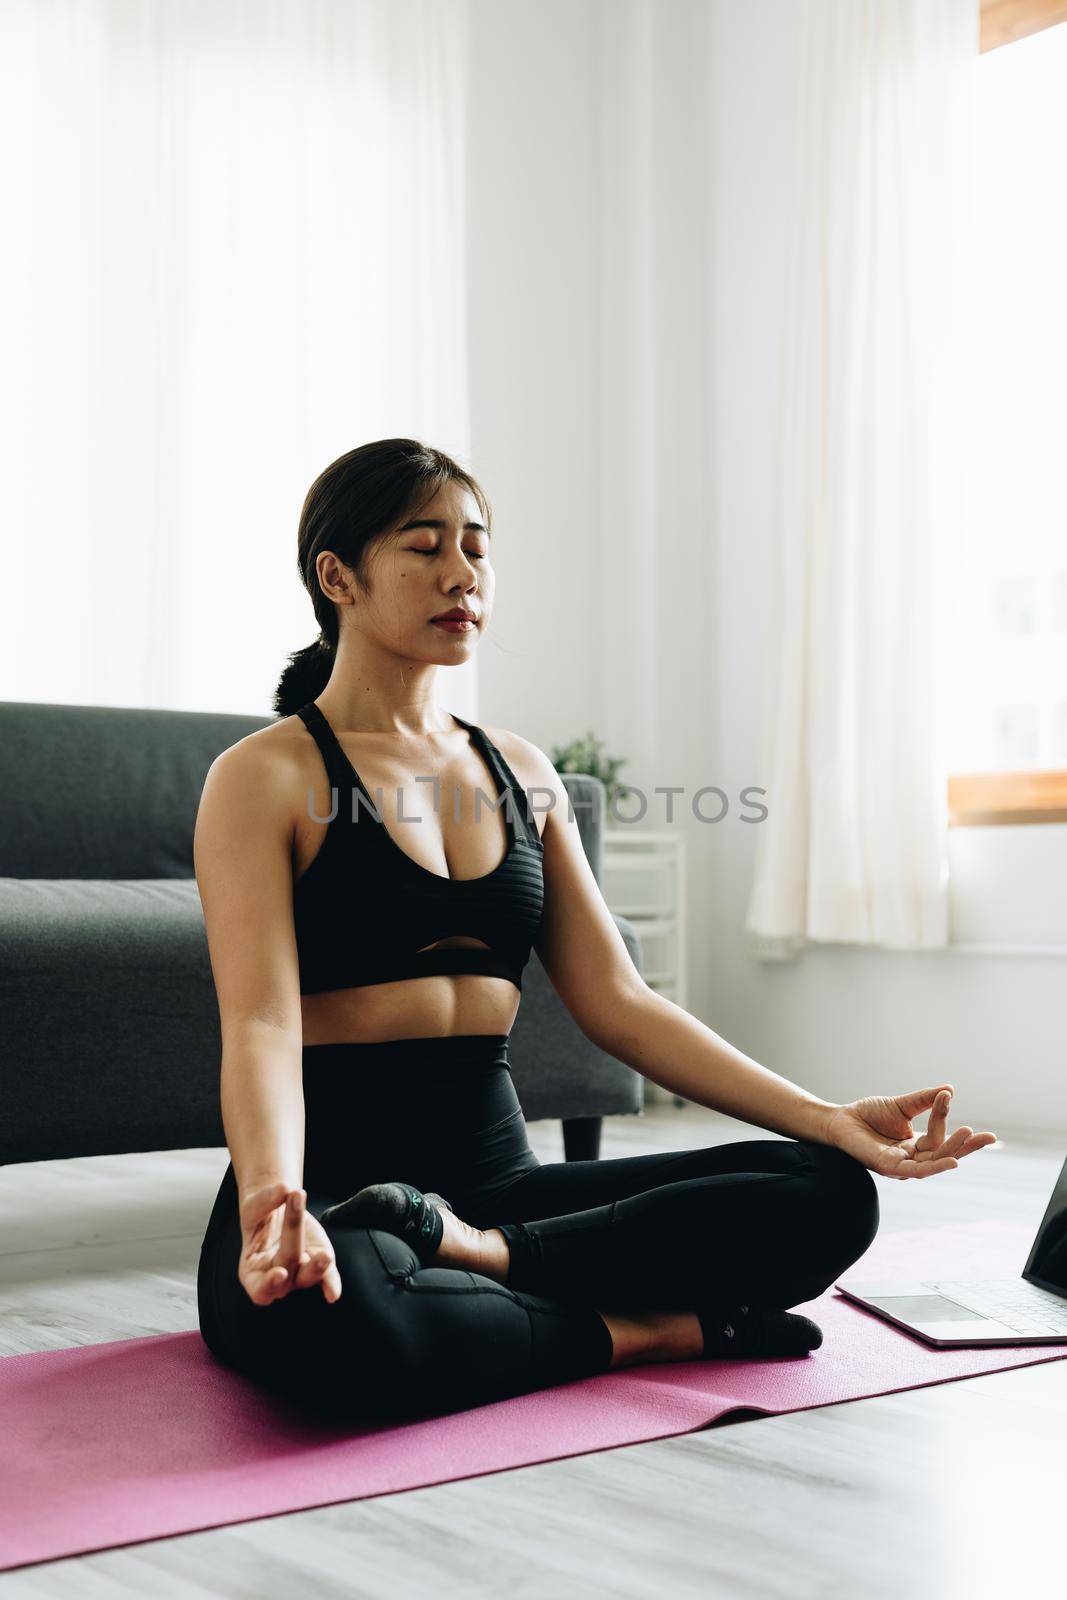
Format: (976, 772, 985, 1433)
(272, 635, 335, 719)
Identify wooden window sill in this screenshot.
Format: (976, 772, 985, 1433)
(981, 0, 1067, 52)
(948, 771, 1067, 826)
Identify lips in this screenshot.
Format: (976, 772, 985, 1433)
(432, 610, 476, 622)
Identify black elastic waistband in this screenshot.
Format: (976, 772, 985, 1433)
(301, 1032, 511, 1069)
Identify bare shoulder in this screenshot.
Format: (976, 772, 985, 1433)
(483, 726, 568, 842)
(196, 714, 334, 892)
(201, 715, 319, 829)
(208, 715, 307, 784)
(483, 725, 552, 777)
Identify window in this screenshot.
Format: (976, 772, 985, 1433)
(949, 2, 1067, 825)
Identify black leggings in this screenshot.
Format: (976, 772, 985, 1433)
(197, 1033, 880, 1421)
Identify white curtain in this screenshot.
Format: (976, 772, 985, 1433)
(745, 0, 979, 958)
(0, 0, 475, 718)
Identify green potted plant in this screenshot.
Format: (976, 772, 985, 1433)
(549, 730, 630, 813)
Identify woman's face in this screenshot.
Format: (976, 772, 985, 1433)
(328, 478, 494, 661)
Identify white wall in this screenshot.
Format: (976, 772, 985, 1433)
(465, 0, 604, 743)
(466, 0, 1067, 1141)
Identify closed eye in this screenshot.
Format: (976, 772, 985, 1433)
(412, 548, 486, 561)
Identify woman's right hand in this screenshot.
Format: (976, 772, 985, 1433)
(237, 1183, 343, 1307)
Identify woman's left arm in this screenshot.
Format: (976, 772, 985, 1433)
(584, 986, 999, 1177)
(508, 733, 998, 1179)
(592, 982, 841, 1144)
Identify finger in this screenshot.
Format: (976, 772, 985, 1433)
(299, 1251, 343, 1303)
(292, 1248, 331, 1289)
(249, 1264, 290, 1306)
(276, 1190, 306, 1284)
(928, 1089, 953, 1142)
(921, 1124, 973, 1162)
(266, 1265, 292, 1300)
(898, 1154, 960, 1179)
(914, 1090, 955, 1154)
(933, 1087, 953, 1131)
(895, 1084, 955, 1119)
(953, 1131, 1000, 1159)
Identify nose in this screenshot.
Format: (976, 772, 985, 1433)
(443, 550, 480, 592)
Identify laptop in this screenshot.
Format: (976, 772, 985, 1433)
(834, 1151, 1067, 1346)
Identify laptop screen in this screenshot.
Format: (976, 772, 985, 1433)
(1023, 1154, 1067, 1297)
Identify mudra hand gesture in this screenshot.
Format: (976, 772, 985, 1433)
(826, 1086, 998, 1180)
(238, 1183, 343, 1306)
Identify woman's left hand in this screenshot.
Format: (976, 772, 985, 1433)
(825, 1085, 998, 1180)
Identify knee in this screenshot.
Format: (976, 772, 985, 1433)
(801, 1141, 880, 1258)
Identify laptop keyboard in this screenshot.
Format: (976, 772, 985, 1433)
(925, 1279, 1067, 1335)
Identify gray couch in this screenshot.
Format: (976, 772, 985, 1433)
(0, 699, 644, 1169)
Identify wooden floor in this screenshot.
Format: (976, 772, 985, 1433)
(2, 1101, 1065, 1597)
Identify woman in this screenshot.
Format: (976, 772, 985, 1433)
(195, 437, 997, 1422)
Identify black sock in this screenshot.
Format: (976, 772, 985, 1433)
(697, 1303, 823, 1359)
(319, 1181, 449, 1258)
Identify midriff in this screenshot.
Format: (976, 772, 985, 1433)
(300, 968, 523, 1046)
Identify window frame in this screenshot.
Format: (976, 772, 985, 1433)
(948, 0, 1067, 824)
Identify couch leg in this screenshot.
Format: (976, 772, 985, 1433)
(562, 1115, 602, 1162)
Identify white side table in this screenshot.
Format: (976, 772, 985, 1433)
(602, 828, 687, 1009)
(602, 828, 688, 1106)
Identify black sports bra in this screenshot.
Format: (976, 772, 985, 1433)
(292, 701, 545, 996)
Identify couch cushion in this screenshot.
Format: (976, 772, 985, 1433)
(0, 879, 225, 1163)
(0, 701, 270, 878)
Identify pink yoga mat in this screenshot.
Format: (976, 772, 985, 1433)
(3, 1218, 1066, 1572)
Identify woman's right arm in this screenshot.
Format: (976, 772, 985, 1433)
(193, 740, 305, 1199)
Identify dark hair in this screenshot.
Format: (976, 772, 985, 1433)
(272, 438, 492, 719)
